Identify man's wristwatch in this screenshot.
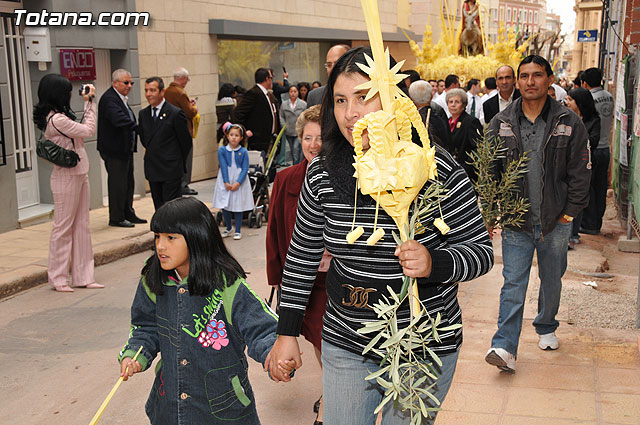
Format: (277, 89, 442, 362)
(562, 214, 574, 222)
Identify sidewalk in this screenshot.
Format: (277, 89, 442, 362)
(1, 182, 639, 424)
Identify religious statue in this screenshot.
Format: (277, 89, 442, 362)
(459, 0, 484, 56)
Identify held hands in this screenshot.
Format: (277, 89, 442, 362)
(394, 239, 432, 278)
(264, 335, 302, 383)
(231, 182, 240, 192)
(224, 182, 233, 191)
(120, 357, 142, 381)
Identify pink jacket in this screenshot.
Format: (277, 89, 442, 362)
(44, 101, 96, 176)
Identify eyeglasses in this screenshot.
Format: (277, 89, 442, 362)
(119, 80, 134, 86)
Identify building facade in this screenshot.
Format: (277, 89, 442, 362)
(497, 0, 546, 34)
(0, 0, 416, 232)
(570, 0, 603, 75)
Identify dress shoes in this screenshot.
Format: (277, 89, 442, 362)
(181, 187, 198, 195)
(126, 215, 148, 224)
(109, 219, 135, 228)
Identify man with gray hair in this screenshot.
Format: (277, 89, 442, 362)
(97, 68, 145, 227)
(408, 80, 451, 149)
(165, 67, 199, 195)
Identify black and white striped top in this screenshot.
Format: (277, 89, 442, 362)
(276, 146, 494, 358)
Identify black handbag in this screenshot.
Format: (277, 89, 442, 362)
(36, 114, 80, 168)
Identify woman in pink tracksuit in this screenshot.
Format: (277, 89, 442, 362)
(33, 74, 103, 292)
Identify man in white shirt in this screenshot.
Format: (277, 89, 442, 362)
(466, 78, 482, 120)
(482, 65, 520, 125)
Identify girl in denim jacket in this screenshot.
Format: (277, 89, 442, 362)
(118, 197, 278, 424)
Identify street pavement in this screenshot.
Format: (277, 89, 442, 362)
(0, 179, 639, 424)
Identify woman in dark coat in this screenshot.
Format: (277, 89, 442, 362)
(565, 87, 600, 248)
(446, 87, 483, 182)
(266, 105, 328, 424)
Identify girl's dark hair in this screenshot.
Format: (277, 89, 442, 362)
(222, 123, 247, 147)
(567, 87, 599, 122)
(142, 197, 246, 296)
(218, 83, 235, 100)
(320, 46, 403, 160)
(297, 82, 311, 100)
(33, 74, 73, 130)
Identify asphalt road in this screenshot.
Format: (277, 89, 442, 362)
(0, 225, 322, 425)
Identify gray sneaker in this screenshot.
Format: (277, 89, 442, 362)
(538, 332, 559, 350)
(485, 348, 516, 373)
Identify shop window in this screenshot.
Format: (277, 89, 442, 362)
(217, 39, 322, 96)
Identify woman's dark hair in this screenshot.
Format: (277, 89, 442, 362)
(320, 46, 404, 160)
(568, 87, 599, 123)
(142, 197, 246, 296)
(234, 85, 246, 96)
(218, 83, 235, 100)
(297, 82, 311, 100)
(312, 81, 322, 88)
(33, 73, 73, 130)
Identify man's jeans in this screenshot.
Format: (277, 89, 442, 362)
(491, 222, 571, 357)
(322, 341, 459, 425)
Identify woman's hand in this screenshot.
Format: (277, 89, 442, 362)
(394, 239, 432, 278)
(120, 357, 142, 381)
(82, 84, 96, 102)
(264, 335, 303, 383)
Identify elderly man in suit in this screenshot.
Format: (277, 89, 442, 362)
(97, 68, 145, 228)
(164, 67, 199, 196)
(138, 77, 192, 210)
(232, 68, 280, 153)
(482, 65, 520, 125)
(306, 44, 350, 107)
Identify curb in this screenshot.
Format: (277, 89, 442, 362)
(0, 232, 154, 300)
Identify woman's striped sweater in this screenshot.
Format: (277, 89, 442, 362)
(276, 146, 494, 358)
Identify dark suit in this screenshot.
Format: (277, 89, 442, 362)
(306, 85, 325, 107)
(231, 84, 279, 152)
(418, 105, 452, 150)
(97, 86, 139, 223)
(482, 88, 521, 126)
(449, 111, 483, 182)
(138, 100, 192, 210)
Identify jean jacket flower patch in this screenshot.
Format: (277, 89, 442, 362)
(198, 319, 230, 350)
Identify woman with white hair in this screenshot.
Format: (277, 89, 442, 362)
(446, 87, 483, 182)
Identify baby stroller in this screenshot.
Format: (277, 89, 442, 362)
(216, 127, 284, 229)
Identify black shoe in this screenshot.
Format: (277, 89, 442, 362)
(579, 227, 600, 235)
(126, 215, 147, 224)
(109, 220, 135, 228)
(181, 187, 198, 195)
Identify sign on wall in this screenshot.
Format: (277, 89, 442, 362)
(577, 30, 598, 42)
(59, 48, 96, 81)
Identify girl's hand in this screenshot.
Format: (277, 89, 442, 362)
(224, 182, 233, 191)
(120, 357, 142, 381)
(394, 239, 432, 278)
(264, 335, 302, 383)
(231, 182, 240, 191)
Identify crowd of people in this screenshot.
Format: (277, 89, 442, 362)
(33, 41, 613, 424)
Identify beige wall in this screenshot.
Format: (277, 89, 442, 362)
(135, 0, 400, 181)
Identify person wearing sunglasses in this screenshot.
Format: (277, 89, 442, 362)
(97, 68, 147, 228)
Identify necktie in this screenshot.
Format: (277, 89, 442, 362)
(152, 107, 158, 121)
(471, 97, 476, 117)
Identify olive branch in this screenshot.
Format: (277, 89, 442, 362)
(357, 180, 458, 424)
(468, 130, 530, 230)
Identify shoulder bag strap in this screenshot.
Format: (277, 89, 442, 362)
(48, 113, 76, 150)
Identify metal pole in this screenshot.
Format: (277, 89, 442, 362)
(598, 0, 610, 70)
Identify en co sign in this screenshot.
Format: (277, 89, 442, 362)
(59, 48, 96, 81)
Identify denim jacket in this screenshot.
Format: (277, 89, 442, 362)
(119, 274, 278, 425)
